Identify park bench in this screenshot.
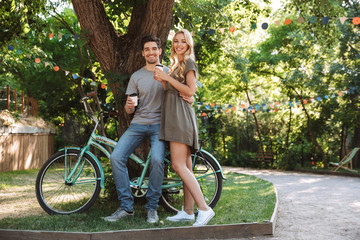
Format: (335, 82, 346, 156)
(248, 151, 275, 168)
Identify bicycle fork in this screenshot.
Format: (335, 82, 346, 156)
(63, 147, 98, 186)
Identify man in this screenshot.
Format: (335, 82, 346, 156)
(104, 35, 192, 223)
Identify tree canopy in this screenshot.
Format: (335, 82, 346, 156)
(1, 0, 360, 171)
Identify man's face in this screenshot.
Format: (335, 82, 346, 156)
(142, 41, 162, 64)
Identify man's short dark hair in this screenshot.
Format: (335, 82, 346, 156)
(141, 35, 161, 50)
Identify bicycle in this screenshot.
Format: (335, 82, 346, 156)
(35, 92, 225, 215)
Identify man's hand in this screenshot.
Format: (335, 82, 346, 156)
(125, 95, 136, 114)
(179, 92, 194, 104)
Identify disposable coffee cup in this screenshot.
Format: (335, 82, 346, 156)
(154, 64, 163, 81)
(129, 93, 138, 106)
(155, 64, 164, 70)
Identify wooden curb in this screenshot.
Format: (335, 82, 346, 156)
(0, 187, 279, 240)
(0, 222, 272, 240)
(270, 184, 279, 235)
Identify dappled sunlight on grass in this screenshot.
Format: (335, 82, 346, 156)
(216, 172, 275, 224)
(0, 169, 39, 187)
(0, 169, 44, 219)
(0, 170, 276, 231)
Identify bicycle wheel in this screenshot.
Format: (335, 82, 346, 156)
(160, 151, 223, 213)
(35, 149, 101, 215)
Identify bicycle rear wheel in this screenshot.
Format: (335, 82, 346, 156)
(160, 151, 223, 213)
(35, 149, 101, 215)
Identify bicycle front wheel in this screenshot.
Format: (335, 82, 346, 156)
(160, 151, 223, 213)
(35, 149, 101, 215)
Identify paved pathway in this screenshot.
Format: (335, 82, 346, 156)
(223, 167, 360, 240)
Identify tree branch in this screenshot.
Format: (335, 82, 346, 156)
(72, 0, 119, 72)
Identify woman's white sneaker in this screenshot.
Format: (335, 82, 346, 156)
(193, 208, 215, 226)
(166, 209, 195, 222)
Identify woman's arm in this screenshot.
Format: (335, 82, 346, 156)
(154, 68, 197, 96)
(153, 71, 167, 90)
(161, 81, 167, 90)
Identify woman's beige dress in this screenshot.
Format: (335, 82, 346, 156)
(159, 59, 199, 152)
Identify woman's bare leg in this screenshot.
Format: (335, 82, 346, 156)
(170, 141, 208, 211)
(183, 150, 195, 214)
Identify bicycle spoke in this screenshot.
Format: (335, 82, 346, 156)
(160, 151, 222, 213)
(36, 150, 101, 215)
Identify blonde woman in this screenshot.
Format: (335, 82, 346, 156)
(153, 29, 215, 226)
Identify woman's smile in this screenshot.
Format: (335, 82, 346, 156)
(173, 33, 189, 55)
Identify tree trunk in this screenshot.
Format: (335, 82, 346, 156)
(352, 124, 360, 168)
(339, 124, 345, 160)
(246, 111, 251, 150)
(234, 124, 238, 163)
(72, 0, 174, 177)
(246, 91, 264, 153)
(286, 101, 292, 149)
(222, 131, 226, 161)
(301, 100, 328, 168)
(288, 87, 328, 168)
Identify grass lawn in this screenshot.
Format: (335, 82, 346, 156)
(0, 169, 276, 232)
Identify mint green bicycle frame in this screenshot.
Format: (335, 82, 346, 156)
(36, 94, 224, 216)
(61, 130, 224, 192)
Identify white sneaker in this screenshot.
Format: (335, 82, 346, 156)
(166, 209, 195, 222)
(193, 208, 215, 226)
(103, 208, 134, 222)
(147, 209, 159, 223)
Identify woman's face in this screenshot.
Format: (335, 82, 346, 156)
(173, 33, 189, 56)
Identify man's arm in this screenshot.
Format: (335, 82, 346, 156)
(179, 92, 194, 104)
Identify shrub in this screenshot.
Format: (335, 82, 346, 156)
(276, 148, 301, 170)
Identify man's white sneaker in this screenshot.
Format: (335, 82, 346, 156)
(166, 209, 195, 222)
(193, 208, 215, 226)
(103, 208, 134, 222)
(147, 209, 159, 223)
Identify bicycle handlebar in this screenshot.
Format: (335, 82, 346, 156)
(80, 92, 120, 136)
(199, 137, 209, 149)
(86, 91, 97, 97)
(80, 93, 99, 129)
(81, 92, 97, 113)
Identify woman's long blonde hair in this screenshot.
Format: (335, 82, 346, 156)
(170, 29, 196, 83)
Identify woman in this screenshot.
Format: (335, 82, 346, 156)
(153, 29, 215, 226)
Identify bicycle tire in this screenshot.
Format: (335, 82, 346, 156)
(35, 149, 101, 215)
(159, 150, 223, 213)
